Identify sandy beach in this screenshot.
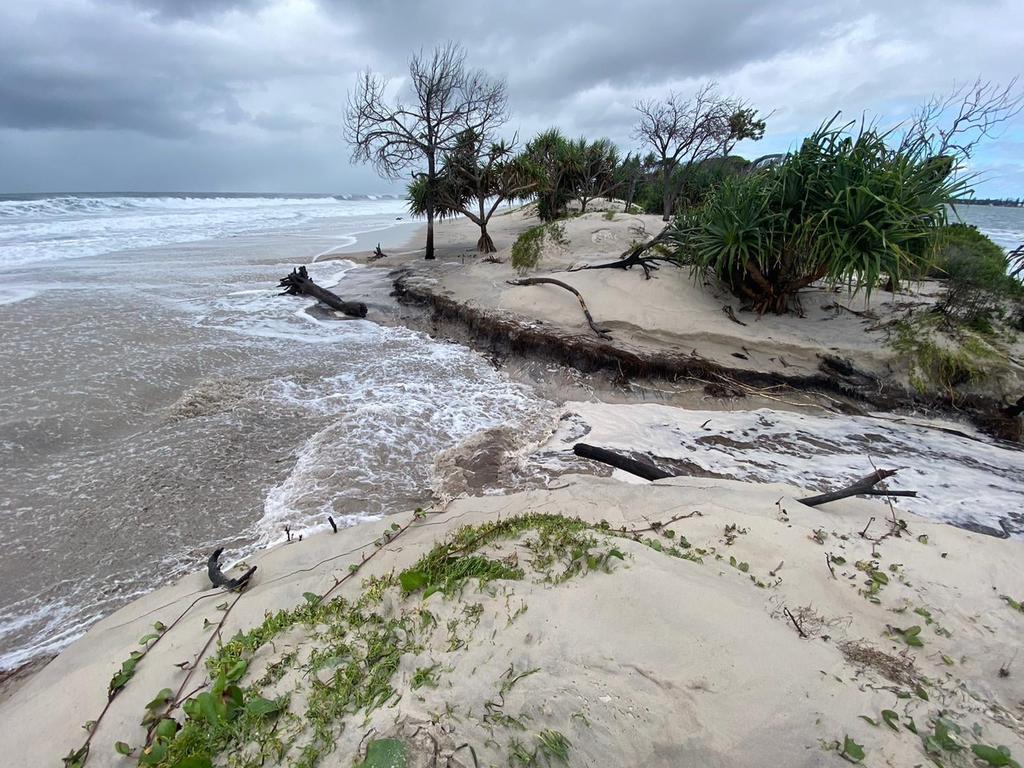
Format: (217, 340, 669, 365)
(2, 207, 1023, 768)
(2, 474, 1022, 766)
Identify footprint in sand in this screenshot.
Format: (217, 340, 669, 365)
(591, 228, 617, 245)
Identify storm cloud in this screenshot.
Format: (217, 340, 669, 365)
(0, 0, 1021, 194)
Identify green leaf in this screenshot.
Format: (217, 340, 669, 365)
(138, 633, 159, 646)
(971, 744, 1016, 767)
(881, 709, 899, 731)
(196, 692, 222, 726)
(245, 696, 283, 718)
(399, 569, 429, 593)
(153, 621, 167, 632)
(356, 738, 408, 768)
(154, 718, 178, 740)
(840, 735, 865, 763)
(870, 570, 889, 585)
(138, 741, 167, 766)
(144, 688, 174, 712)
(831, 555, 847, 565)
(224, 660, 248, 683)
(859, 715, 878, 726)
(62, 745, 90, 768)
(302, 592, 321, 606)
(1001, 595, 1024, 613)
(114, 741, 133, 756)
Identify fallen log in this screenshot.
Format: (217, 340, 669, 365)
(279, 266, 367, 317)
(573, 443, 672, 480)
(507, 277, 611, 339)
(207, 547, 257, 590)
(573, 444, 917, 506)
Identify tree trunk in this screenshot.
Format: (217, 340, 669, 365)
(425, 153, 436, 260)
(661, 166, 672, 222)
(278, 266, 367, 317)
(477, 227, 496, 253)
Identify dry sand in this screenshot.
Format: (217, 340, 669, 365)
(381, 204, 1024, 412)
(2, 473, 1021, 767)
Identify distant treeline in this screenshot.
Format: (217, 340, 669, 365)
(961, 197, 1023, 207)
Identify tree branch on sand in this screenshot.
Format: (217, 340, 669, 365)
(207, 548, 257, 590)
(573, 444, 919, 508)
(506, 277, 611, 339)
(278, 266, 367, 318)
(566, 224, 680, 279)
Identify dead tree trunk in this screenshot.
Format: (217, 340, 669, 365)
(207, 548, 257, 590)
(574, 443, 671, 480)
(507, 277, 611, 339)
(795, 469, 917, 507)
(278, 266, 367, 317)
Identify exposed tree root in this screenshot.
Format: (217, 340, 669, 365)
(279, 265, 368, 317)
(566, 225, 679, 279)
(507, 277, 611, 339)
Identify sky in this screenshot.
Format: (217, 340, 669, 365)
(0, 0, 1021, 197)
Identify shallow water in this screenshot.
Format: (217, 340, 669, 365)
(0, 200, 551, 670)
(533, 402, 1024, 537)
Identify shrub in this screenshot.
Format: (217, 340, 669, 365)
(891, 314, 992, 396)
(674, 118, 966, 314)
(510, 222, 569, 273)
(930, 224, 1022, 330)
(511, 224, 545, 272)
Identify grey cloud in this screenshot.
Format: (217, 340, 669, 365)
(0, 0, 1021, 194)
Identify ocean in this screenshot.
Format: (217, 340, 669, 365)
(0, 194, 551, 670)
(0, 194, 1021, 673)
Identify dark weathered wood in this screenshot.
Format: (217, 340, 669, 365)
(795, 469, 903, 507)
(207, 548, 257, 590)
(568, 225, 679, 279)
(507, 277, 611, 339)
(279, 266, 368, 317)
(573, 443, 672, 481)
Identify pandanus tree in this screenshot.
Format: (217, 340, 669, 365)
(524, 129, 582, 222)
(570, 137, 620, 213)
(675, 117, 967, 314)
(407, 131, 541, 252)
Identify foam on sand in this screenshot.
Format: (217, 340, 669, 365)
(535, 401, 1024, 536)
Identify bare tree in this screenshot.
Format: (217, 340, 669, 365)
(899, 77, 1024, 163)
(633, 84, 764, 221)
(345, 42, 508, 259)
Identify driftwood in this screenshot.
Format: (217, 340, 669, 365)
(507, 277, 611, 339)
(795, 469, 917, 507)
(568, 225, 679, 279)
(574, 443, 672, 480)
(368, 243, 388, 262)
(207, 548, 257, 590)
(278, 266, 368, 317)
(573, 443, 918, 507)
